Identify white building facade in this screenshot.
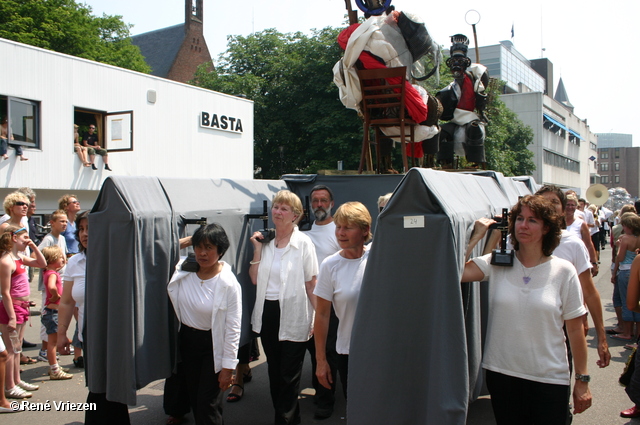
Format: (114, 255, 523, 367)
(0, 38, 254, 212)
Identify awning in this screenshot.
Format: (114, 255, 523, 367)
(568, 129, 582, 139)
(543, 113, 568, 131)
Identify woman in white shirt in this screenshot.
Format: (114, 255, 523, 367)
(167, 223, 242, 425)
(463, 195, 592, 424)
(314, 202, 371, 400)
(249, 190, 318, 425)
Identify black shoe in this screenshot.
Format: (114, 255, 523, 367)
(104, 165, 112, 171)
(314, 407, 333, 420)
(91, 164, 97, 170)
(73, 356, 84, 368)
(22, 340, 37, 348)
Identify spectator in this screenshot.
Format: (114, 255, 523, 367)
(82, 124, 112, 171)
(0, 226, 46, 399)
(73, 124, 91, 167)
(0, 116, 28, 161)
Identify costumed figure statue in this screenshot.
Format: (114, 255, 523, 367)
(334, 1, 442, 172)
(435, 34, 489, 169)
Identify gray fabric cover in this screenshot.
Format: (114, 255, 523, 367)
(86, 176, 286, 405)
(347, 168, 526, 425)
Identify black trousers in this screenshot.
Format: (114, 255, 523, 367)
(485, 370, 570, 425)
(261, 300, 306, 425)
(84, 392, 131, 425)
(306, 306, 340, 408)
(179, 324, 224, 425)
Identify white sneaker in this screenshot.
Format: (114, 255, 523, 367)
(16, 380, 39, 391)
(5, 386, 32, 399)
(49, 368, 73, 380)
(36, 351, 48, 362)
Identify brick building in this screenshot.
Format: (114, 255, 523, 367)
(597, 136, 640, 198)
(131, 0, 213, 83)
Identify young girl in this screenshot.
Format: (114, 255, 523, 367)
(41, 246, 73, 380)
(0, 226, 46, 399)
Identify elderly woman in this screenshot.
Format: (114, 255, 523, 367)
(463, 195, 591, 424)
(249, 190, 318, 425)
(314, 202, 371, 401)
(0, 226, 46, 399)
(611, 213, 640, 341)
(167, 223, 242, 425)
(564, 194, 598, 276)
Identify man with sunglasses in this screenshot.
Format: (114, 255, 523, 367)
(82, 124, 112, 171)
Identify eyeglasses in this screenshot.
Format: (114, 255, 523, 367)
(89, 127, 95, 129)
(15, 202, 30, 207)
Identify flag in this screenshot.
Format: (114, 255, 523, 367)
(511, 23, 514, 39)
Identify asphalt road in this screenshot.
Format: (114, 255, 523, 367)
(3, 244, 637, 424)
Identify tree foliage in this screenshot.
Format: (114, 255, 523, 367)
(193, 26, 535, 178)
(0, 0, 150, 73)
(193, 28, 362, 178)
(483, 80, 535, 176)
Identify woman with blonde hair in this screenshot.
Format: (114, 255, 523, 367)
(0, 226, 46, 399)
(314, 202, 371, 402)
(249, 190, 318, 425)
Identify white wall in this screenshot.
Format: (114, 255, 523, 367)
(0, 38, 254, 192)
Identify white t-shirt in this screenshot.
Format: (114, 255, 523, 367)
(0, 214, 28, 227)
(314, 247, 369, 354)
(583, 209, 598, 236)
(566, 218, 585, 239)
(173, 273, 219, 330)
(306, 221, 341, 265)
(472, 254, 586, 385)
(553, 230, 591, 275)
(63, 252, 86, 342)
(38, 233, 68, 291)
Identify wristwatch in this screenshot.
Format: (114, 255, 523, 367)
(575, 374, 591, 383)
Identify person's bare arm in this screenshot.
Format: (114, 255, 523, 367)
(578, 269, 609, 367)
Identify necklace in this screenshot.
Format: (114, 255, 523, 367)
(518, 253, 544, 284)
(275, 230, 293, 248)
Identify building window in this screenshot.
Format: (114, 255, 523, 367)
(543, 149, 580, 173)
(614, 175, 620, 184)
(615, 162, 620, 171)
(590, 142, 597, 150)
(601, 176, 609, 184)
(615, 148, 620, 158)
(600, 163, 609, 171)
(600, 149, 609, 159)
(0, 95, 40, 149)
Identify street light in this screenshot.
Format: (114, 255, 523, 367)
(465, 10, 481, 63)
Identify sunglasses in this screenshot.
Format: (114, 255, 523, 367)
(15, 201, 30, 207)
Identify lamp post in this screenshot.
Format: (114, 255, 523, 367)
(465, 10, 481, 63)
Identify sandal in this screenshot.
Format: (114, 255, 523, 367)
(19, 356, 37, 365)
(243, 369, 253, 383)
(226, 384, 244, 402)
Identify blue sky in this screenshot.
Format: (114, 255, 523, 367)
(85, 0, 639, 145)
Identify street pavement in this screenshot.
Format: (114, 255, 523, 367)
(3, 243, 638, 424)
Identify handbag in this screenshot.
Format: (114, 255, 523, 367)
(619, 347, 637, 387)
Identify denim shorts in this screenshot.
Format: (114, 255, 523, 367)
(41, 308, 59, 335)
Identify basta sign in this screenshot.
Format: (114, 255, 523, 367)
(200, 111, 243, 134)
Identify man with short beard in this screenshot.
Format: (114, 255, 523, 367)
(304, 185, 341, 419)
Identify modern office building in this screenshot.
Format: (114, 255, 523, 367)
(469, 41, 598, 194)
(595, 134, 639, 198)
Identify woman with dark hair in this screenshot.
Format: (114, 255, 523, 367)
(167, 223, 242, 425)
(249, 190, 318, 425)
(611, 213, 640, 341)
(463, 195, 592, 424)
(621, 255, 640, 418)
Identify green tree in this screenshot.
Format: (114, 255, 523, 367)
(193, 28, 362, 178)
(0, 0, 150, 73)
(483, 80, 535, 176)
